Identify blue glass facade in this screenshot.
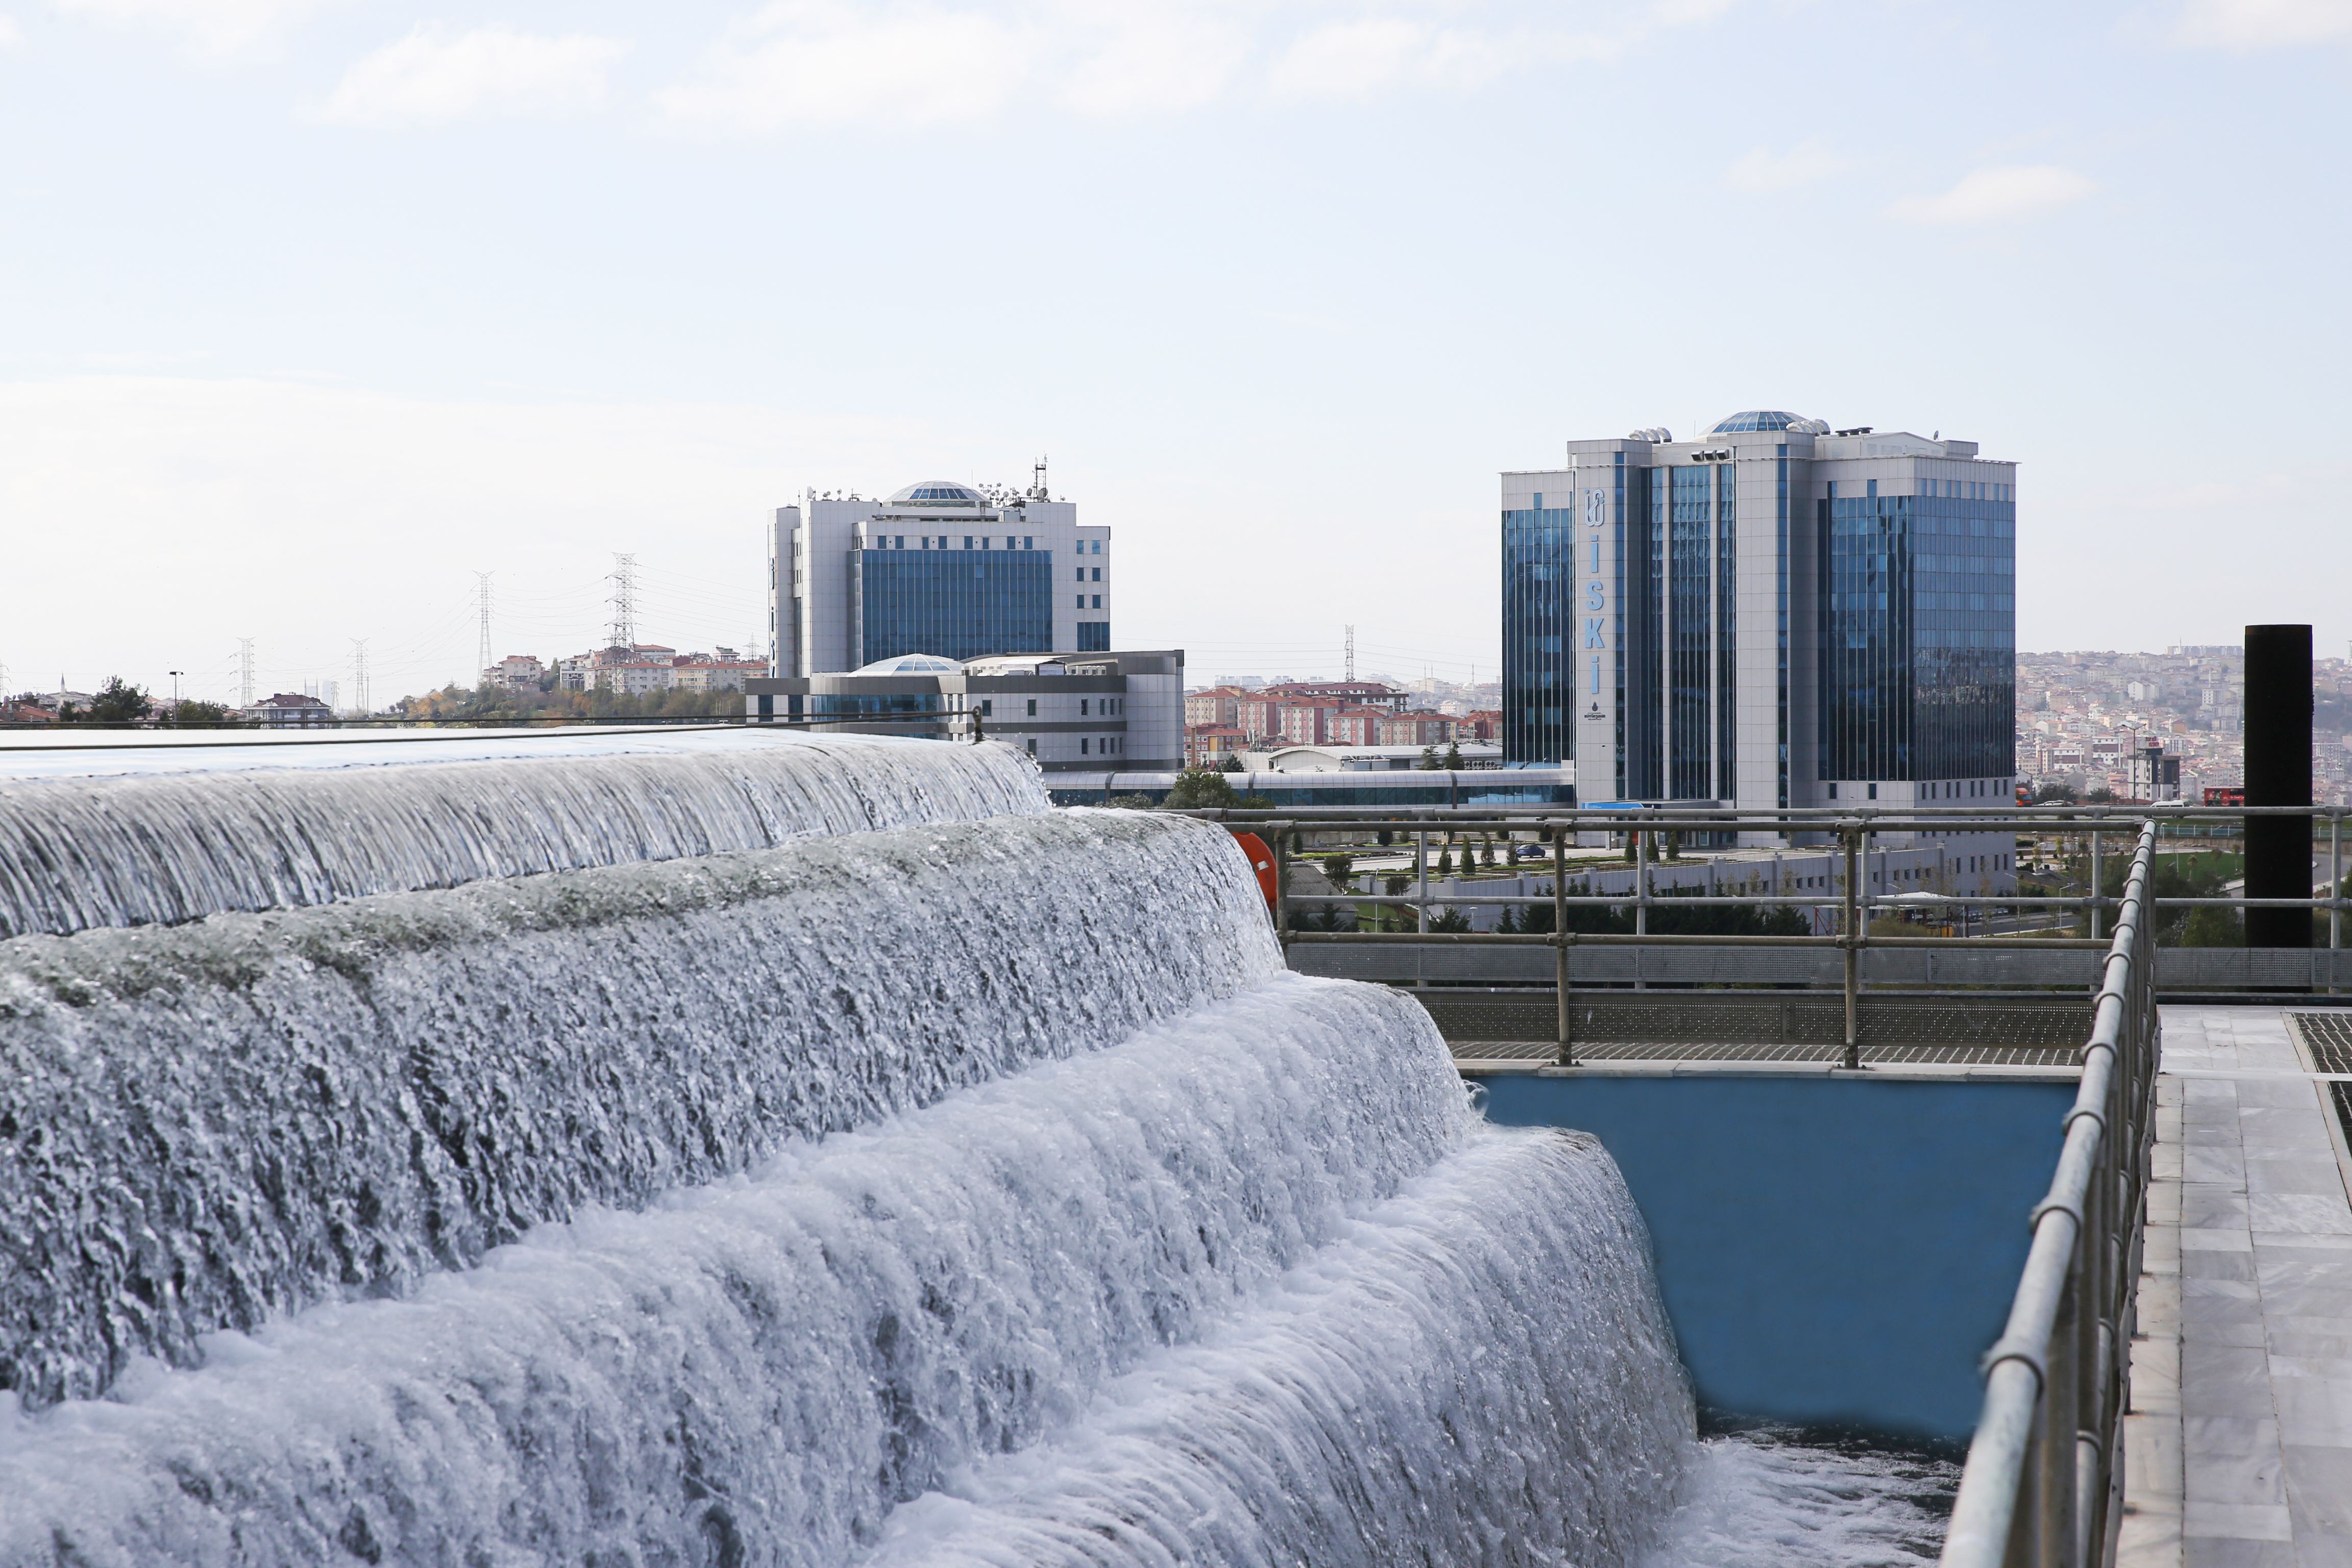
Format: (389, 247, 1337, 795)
(1619, 465, 1658, 798)
(1716, 465, 1736, 800)
(859, 550, 1054, 666)
(1507, 433, 2014, 812)
(1668, 467, 1711, 800)
(1817, 486, 2015, 781)
(1076, 622, 1110, 652)
(1501, 500, 1572, 764)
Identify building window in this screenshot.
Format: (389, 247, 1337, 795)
(1076, 595, 1086, 608)
(1868, 782, 1878, 799)
(1025, 739, 1036, 755)
(1026, 698, 1037, 716)
(1081, 738, 1090, 755)
(964, 536, 974, 549)
(1091, 540, 1101, 554)
(979, 699, 992, 716)
(1075, 567, 1085, 581)
(1081, 699, 1090, 716)
(1091, 594, 1101, 608)
(1024, 536, 1033, 549)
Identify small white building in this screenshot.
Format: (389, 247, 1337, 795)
(747, 649, 1183, 773)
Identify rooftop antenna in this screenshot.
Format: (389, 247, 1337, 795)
(1029, 455, 1049, 502)
(608, 553, 638, 649)
(474, 571, 494, 684)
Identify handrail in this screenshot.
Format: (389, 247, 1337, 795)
(1940, 820, 2159, 1568)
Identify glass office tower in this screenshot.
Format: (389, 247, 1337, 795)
(1502, 412, 2016, 817)
(772, 477, 1111, 676)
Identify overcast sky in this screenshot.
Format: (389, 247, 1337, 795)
(1, 0, 2345, 704)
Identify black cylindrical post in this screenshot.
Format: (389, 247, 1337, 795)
(2244, 624, 2313, 949)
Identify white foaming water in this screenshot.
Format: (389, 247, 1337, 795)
(0, 730, 1043, 939)
(0, 811, 1271, 1405)
(862, 1129, 1691, 1568)
(0, 754, 1715, 1568)
(0, 979, 1658, 1567)
(1643, 1432, 1957, 1568)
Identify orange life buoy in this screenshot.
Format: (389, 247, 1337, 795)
(1230, 831, 1277, 911)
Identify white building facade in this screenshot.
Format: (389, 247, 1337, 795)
(772, 474, 1110, 677)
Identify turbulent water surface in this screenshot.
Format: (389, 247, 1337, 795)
(1644, 1431, 1959, 1568)
(0, 729, 1043, 939)
(0, 740, 1729, 1567)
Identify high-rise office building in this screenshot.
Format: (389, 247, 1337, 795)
(1503, 411, 2016, 814)
(771, 472, 1110, 676)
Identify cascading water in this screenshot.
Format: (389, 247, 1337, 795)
(0, 739, 1751, 1566)
(0, 730, 1043, 939)
(0, 811, 1274, 1406)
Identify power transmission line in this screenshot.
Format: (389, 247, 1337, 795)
(474, 572, 494, 685)
(350, 639, 370, 716)
(607, 553, 638, 649)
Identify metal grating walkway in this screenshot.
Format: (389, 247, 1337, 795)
(1446, 1038, 2085, 1067)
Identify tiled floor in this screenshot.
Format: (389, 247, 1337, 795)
(2122, 1007, 2352, 1568)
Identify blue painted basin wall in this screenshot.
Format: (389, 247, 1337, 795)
(1480, 1074, 2075, 1442)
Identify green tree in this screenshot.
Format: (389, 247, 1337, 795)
(2179, 905, 2244, 947)
(1322, 852, 1354, 887)
(1428, 908, 1472, 933)
(67, 677, 152, 725)
(1416, 744, 1441, 770)
(1442, 741, 1463, 769)
(161, 699, 239, 727)
(1162, 767, 1241, 809)
(1105, 793, 1157, 809)
(1221, 753, 1243, 773)
(1435, 849, 1453, 876)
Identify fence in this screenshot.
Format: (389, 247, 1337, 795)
(1940, 822, 2160, 1568)
(1172, 803, 2352, 1051)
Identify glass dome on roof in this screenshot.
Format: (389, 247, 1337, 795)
(886, 480, 986, 506)
(1707, 410, 1812, 434)
(852, 653, 965, 676)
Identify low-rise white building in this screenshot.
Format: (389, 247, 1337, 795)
(746, 649, 1183, 772)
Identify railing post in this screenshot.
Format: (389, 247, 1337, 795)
(2089, 828, 2103, 941)
(1416, 827, 1430, 936)
(1635, 826, 1650, 991)
(1273, 824, 1290, 946)
(1552, 821, 1575, 1068)
(2332, 811, 2342, 996)
(1843, 823, 1861, 1070)
(1636, 826, 1650, 937)
(2040, 1267, 2081, 1568)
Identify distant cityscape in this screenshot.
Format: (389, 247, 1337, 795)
(6, 439, 2345, 818)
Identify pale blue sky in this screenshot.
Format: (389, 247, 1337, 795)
(1, 0, 2345, 704)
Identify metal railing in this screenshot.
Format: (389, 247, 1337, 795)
(1174, 803, 2352, 1030)
(1941, 822, 2159, 1568)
